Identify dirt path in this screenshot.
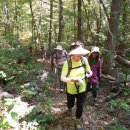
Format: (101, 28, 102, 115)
(47, 86, 112, 130)
(37, 56, 130, 130)
(36, 57, 114, 130)
(0, 55, 129, 130)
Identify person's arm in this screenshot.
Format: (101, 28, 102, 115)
(61, 60, 82, 83)
(83, 57, 92, 77)
(98, 59, 103, 82)
(61, 74, 72, 82)
(53, 53, 58, 67)
(61, 74, 83, 84)
(86, 69, 92, 78)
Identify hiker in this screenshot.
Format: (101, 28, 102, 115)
(61, 46, 92, 130)
(86, 46, 102, 107)
(70, 40, 84, 51)
(41, 45, 48, 60)
(53, 45, 68, 90)
(50, 49, 56, 71)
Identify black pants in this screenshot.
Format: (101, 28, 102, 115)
(67, 92, 85, 119)
(86, 82, 98, 98)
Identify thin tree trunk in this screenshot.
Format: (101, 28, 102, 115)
(48, 0, 53, 52)
(77, 0, 82, 40)
(82, 0, 94, 41)
(29, 0, 36, 45)
(73, 0, 76, 40)
(14, 0, 19, 38)
(3, 2, 10, 35)
(122, 0, 127, 48)
(57, 0, 63, 42)
(104, 0, 121, 74)
(99, 0, 109, 22)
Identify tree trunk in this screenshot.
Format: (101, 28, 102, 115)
(121, 0, 127, 48)
(104, 0, 121, 74)
(14, 0, 19, 38)
(115, 55, 130, 68)
(29, 0, 36, 45)
(57, 0, 63, 43)
(82, 0, 94, 42)
(48, 0, 53, 52)
(3, 2, 10, 35)
(73, 0, 76, 40)
(77, 0, 82, 40)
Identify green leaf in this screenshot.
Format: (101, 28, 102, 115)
(11, 112, 19, 122)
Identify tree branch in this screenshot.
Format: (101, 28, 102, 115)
(115, 55, 130, 67)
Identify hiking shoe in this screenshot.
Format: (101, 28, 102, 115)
(60, 88, 64, 93)
(94, 102, 98, 107)
(93, 98, 98, 107)
(75, 119, 83, 130)
(86, 92, 92, 100)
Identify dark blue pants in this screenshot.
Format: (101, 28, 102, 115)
(86, 82, 98, 98)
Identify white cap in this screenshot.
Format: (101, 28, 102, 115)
(55, 45, 63, 50)
(68, 47, 90, 56)
(90, 46, 101, 55)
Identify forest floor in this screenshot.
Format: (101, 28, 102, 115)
(0, 55, 129, 130)
(37, 56, 130, 130)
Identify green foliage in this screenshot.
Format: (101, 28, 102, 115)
(109, 99, 130, 113)
(10, 112, 19, 122)
(25, 107, 54, 130)
(0, 48, 29, 61)
(44, 98, 52, 110)
(0, 99, 19, 130)
(22, 86, 38, 98)
(122, 87, 130, 96)
(0, 116, 10, 130)
(95, 33, 107, 42)
(4, 33, 18, 46)
(107, 118, 128, 130)
(46, 75, 53, 83)
(21, 80, 43, 99)
(0, 48, 43, 93)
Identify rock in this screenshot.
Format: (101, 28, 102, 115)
(0, 91, 14, 100)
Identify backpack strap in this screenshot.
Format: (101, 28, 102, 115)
(74, 82, 80, 93)
(66, 57, 86, 77)
(80, 57, 88, 96)
(64, 50, 67, 58)
(66, 57, 86, 94)
(66, 57, 72, 77)
(80, 57, 87, 79)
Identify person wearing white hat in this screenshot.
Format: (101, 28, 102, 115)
(69, 40, 84, 51)
(53, 45, 68, 91)
(61, 46, 92, 130)
(86, 46, 102, 107)
(54, 45, 63, 50)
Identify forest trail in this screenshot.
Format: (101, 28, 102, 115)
(0, 55, 128, 130)
(36, 56, 117, 130)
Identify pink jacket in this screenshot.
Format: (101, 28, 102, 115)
(88, 59, 102, 84)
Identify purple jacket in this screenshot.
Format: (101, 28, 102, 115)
(88, 59, 102, 84)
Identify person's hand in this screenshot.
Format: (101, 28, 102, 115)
(56, 64, 62, 68)
(71, 79, 79, 83)
(71, 77, 83, 85)
(77, 77, 84, 85)
(86, 73, 92, 78)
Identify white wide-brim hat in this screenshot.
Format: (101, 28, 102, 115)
(90, 46, 101, 55)
(68, 47, 90, 56)
(54, 45, 63, 50)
